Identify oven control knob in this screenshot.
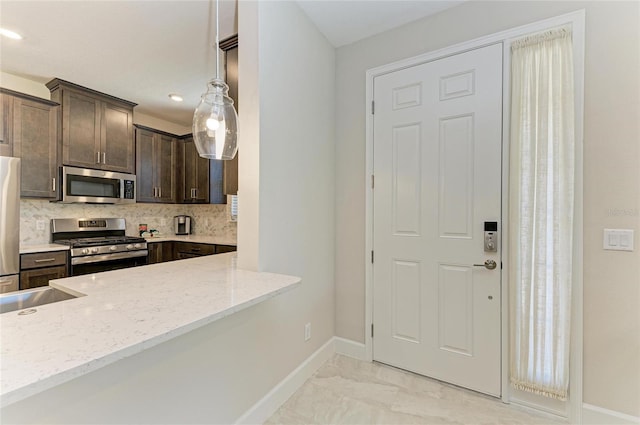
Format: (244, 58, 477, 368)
(82, 248, 89, 255)
(91, 248, 99, 254)
(126, 244, 134, 250)
(110, 245, 117, 251)
(134, 243, 142, 249)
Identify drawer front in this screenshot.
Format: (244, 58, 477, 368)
(21, 251, 68, 269)
(174, 242, 215, 256)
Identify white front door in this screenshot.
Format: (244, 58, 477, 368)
(372, 43, 503, 396)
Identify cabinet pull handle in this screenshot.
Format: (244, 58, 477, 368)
(34, 258, 56, 263)
(154, 187, 158, 197)
(96, 151, 101, 164)
(52, 177, 56, 192)
(102, 152, 106, 164)
(158, 187, 161, 198)
(191, 188, 196, 199)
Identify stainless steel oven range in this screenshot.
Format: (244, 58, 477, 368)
(51, 218, 148, 276)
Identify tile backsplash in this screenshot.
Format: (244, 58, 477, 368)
(20, 199, 237, 245)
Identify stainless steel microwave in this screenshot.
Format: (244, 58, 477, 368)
(58, 166, 136, 204)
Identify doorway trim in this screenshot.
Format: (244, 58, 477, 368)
(364, 9, 585, 423)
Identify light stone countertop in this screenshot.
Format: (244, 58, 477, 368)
(19, 244, 70, 254)
(0, 253, 300, 408)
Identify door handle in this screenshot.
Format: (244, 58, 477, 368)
(474, 260, 497, 270)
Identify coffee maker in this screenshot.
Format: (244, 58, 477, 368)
(174, 215, 192, 235)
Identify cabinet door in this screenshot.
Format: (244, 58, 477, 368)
(181, 137, 210, 204)
(0, 94, 13, 157)
(101, 101, 134, 173)
(20, 265, 67, 290)
(156, 134, 176, 203)
(62, 89, 101, 168)
(148, 243, 162, 264)
(13, 98, 58, 198)
(223, 46, 239, 195)
(136, 128, 157, 202)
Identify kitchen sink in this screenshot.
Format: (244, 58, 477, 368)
(0, 287, 84, 314)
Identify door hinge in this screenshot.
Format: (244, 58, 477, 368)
(371, 174, 375, 189)
(371, 323, 374, 338)
(371, 100, 375, 114)
(371, 250, 374, 263)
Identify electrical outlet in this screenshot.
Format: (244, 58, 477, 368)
(304, 323, 311, 341)
(36, 220, 46, 231)
(160, 218, 167, 226)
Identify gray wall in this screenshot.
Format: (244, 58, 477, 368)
(334, 1, 639, 417)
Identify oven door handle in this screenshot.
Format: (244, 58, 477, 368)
(71, 250, 149, 265)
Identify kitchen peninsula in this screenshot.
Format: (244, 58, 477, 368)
(0, 253, 300, 412)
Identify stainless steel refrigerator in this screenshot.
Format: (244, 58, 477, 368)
(0, 156, 20, 293)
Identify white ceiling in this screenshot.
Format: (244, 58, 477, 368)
(0, 0, 463, 129)
(297, 0, 465, 47)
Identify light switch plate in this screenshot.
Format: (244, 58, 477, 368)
(603, 229, 634, 251)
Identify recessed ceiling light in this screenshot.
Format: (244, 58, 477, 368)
(168, 93, 183, 102)
(0, 28, 23, 40)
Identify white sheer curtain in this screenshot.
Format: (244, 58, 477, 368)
(509, 28, 575, 401)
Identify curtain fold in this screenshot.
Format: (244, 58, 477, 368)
(509, 28, 575, 401)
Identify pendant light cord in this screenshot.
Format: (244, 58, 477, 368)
(215, 0, 220, 80)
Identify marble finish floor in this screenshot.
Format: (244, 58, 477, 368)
(266, 355, 565, 425)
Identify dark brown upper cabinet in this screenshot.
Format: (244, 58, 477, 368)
(220, 34, 239, 196)
(0, 88, 59, 199)
(46, 78, 136, 174)
(135, 125, 177, 203)
(179, 135, 210, 204)
(0, 92, 13, 157)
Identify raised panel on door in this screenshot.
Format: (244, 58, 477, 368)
(135, 128, 157, 203)
(13, 98, 58, 198)
(0, 94, 14, 156)
(157, 134, 176, 203)
(62, 90, 101, 168)
(439, 114, 474, 238)
(101, 102, 134, 173)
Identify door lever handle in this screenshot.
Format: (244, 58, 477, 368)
(474, 260, 497, 270)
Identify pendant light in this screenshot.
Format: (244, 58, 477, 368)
(192, 0, 238, 160)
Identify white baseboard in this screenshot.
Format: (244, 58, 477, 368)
(235, 337, 336, 425)
(583, 403, 640, 425)
(334, 337, 366, 360)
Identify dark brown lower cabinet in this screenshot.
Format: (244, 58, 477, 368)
(215, 245, 237, 254)
(148, 241, 176, 264)
(20, 266, 67, 290)
(149, 242, 235, 263)
(20, 251, 68, 290)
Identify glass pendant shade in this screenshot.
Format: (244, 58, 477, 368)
(192, 78, 238, 160)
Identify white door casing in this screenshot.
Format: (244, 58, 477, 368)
(372, 43, 503, 397)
